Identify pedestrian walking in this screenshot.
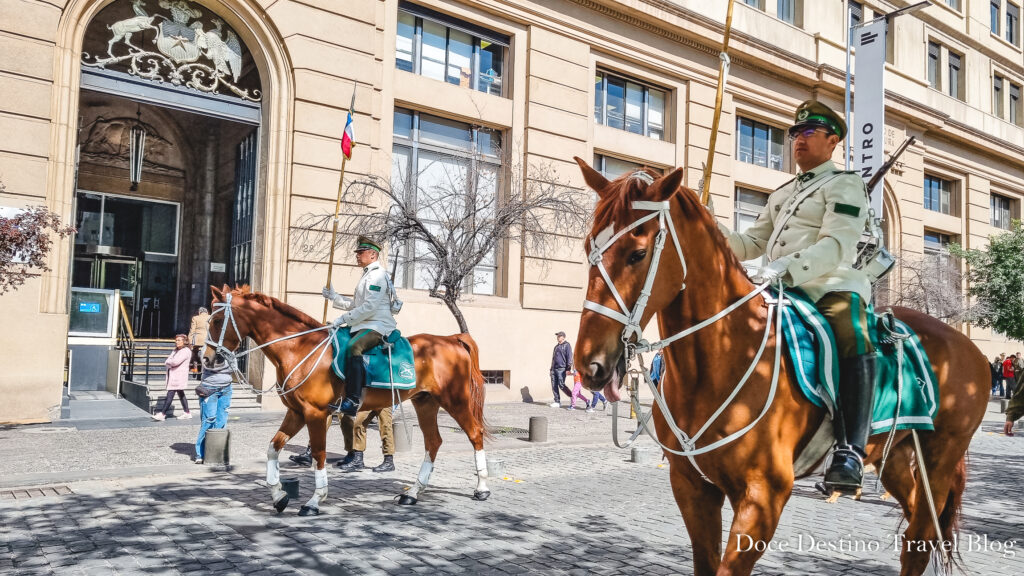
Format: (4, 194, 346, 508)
(188, 306, 210, 374)
(991, 355, 1004, 395)
(568, 370, 593, 411)
(336, 407, 395, 472)
(1002, 353, 1016, 399)
(194, 353, 233, 464)
(549, 331, 573, 408)
(1014, 352, 1024, 395)
(152, 334, 192, 421)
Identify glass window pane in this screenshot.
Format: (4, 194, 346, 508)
(992, 1, 1001, 33)
(420, 20, 447, 82)
(928, 42, 940, 89)
(753, 121, 768, 168)
(605, 77, 625, 130)
(393, 108, 413, 138)
(478, 41, 503, 96)
(594, 73, 604, 124)
(476, 127, 501, 157)
(392, 144, 412, 200)
(600, 155, 642, 179)
(995, 76, 1004, 117)
(447, 28, 473, 87)
(419, 114, 472, 149)
(416, 150, 469, 221)
(625, 82, 644, 135)
(648, 89, 665, 140)
(472, 266, 495, 295)
(396, 12, 415, 73)
(738, 118, 753, 164)
(769, 127, 784, 171)
(75, 193, 104, 246)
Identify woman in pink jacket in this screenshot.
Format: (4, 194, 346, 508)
(153, 334, 193, 421)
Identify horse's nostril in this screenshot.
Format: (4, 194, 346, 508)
(589, 362, 605, 381)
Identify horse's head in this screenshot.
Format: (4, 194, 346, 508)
(204, 284, 258, 364)
(573, 156, 723, 401)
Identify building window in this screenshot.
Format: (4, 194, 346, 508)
(991, 194, 1015, 229)
(734, 187, 769, 270)
(594, 71, 667, 140)
(849, 1, 863, 27)
(927, 42, 941, 90)
(923, 229, 960, 294)
(392, 107, 502, 295)
(995, 75, 1005, 118)
(592, 154, 661, 180)
(743, 0, 766, 10)
(1011, 83, 1022, 125)
(481, 370, 507, 386)
(736, 117, 787, 171)
(947, 50, 964, 100)
(992, 0, 1002, 35)
(923, 175, 956, 215)
(946, 0, 961, 10)
(778, 0, 800, 26)
(395, 2, 508, 97)
(1008, 2, 1020, 45)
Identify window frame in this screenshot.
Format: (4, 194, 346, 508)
(927, 41, 942, 90)
(1008, 1, 1021, 45)
(396, 2, 510, 98)
(735, 116, 789, 172)
(993, 0, 1002, 36)
(995, 74, 1005, 118)
(592, 153, 663, 180)
(594, 70, 670, 141)
(990, 193, 1016, 229)
(1011, 81, 1023, 125)
(923, 174, 958, 216)
(391, 107, 505, 296)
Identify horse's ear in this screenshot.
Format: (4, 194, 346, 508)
(651, 167, 684, 202)
(574, 156, 611, 198)
(210, 285, 223, 301)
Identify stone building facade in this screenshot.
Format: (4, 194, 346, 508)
(0, 0, 1020, 423)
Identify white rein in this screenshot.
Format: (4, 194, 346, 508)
(584, 173, 785, 480)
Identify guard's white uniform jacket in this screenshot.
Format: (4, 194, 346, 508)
(720, 159, 870, 303)
(331, 261, 397, 335)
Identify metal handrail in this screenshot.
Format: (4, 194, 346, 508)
(116, 294, 136, 382)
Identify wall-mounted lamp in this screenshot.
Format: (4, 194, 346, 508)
(128, 105, 146, 191)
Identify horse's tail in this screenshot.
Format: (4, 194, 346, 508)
(454, 333, 492, 442)
(936, 453, 968, 574)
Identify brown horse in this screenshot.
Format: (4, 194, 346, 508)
(205, 285, 491, 514)
(572, 158, 989, 576)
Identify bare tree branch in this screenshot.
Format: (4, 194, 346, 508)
(874, 250, 969, 323)
(292, 145, 591, 333)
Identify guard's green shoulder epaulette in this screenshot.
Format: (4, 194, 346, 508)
(834, 169, 859, 175)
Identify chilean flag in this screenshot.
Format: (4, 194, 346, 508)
(341, 111, 355, 159)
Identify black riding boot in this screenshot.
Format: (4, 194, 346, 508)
(339, 355, 366, 417)
(372, 455, 395, 473)
(824, 354, 877, 492)
(338, 450, 365, 472)
(333, 450, 355, 468)
(289, 445, 312, 467)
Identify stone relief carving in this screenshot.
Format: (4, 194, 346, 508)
(82, 0, 259, 102)
(81, 115, 182, 174)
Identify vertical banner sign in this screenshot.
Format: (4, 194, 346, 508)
(853, 18, 887, 217)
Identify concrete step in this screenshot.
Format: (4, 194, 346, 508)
(143, 382, 262, 414)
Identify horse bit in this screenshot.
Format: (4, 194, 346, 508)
(583, 171, 787, 480)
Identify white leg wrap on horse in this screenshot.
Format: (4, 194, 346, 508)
(474, 450, 490, 493)
(407, 451, 434, 499)
(266, 445, 281, 486)
(305, 468, 329, 509)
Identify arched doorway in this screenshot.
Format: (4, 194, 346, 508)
(71, 0, 262, 342)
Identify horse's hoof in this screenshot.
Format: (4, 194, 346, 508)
(298, 505, 320, 516)
(473, 490, 491, 501)
(273, 495, 290, 513)
(397, 494, 418, 505)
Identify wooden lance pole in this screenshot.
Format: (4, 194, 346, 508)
(700, 0, 736, 206)
(323, 86, 357, 323)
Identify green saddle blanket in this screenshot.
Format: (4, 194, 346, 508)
(775, 288, 939, 434)
(330, 329, 417, 390)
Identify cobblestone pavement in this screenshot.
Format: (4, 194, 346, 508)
(1, 399, 1021, 575)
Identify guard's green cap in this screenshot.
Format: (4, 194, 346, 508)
(790, 100, 847, 140)
(354, 235, 382, 253)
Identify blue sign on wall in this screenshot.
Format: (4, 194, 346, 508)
(79, 302, 102, 314)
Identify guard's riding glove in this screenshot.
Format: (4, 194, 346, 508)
(322, 285, 338, 301)
(331, 316, 347, 329)
(751, 257, 792, 285)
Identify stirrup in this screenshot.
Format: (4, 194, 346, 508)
(337, 398, 359, 416)
(823, 447, 865, 492)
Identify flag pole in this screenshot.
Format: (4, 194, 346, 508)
(700, 0, 736, 206)
(323, 86, 357, 323)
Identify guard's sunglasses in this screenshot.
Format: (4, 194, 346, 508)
(788, 126, 830, 141)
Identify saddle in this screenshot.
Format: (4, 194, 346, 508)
(329, 329, 417, 390)
(774, 288, 939, 434)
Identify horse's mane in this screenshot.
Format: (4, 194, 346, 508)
(589, 170, 750, 275)
(229, 285, 324, 329)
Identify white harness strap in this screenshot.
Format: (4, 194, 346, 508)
(585, 173, 786, 484)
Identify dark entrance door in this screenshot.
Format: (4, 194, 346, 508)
(230, 130, 258, 286)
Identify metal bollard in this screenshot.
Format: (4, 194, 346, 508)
(631, 447, 655, 464)
(486, 458, 506, 478)
(393, 420, 411, 453)
(280, 477, 299, 499)
(204, 429, 230, 464)
(528, 416, 548, 442)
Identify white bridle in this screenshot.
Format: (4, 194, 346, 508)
(205, 292, 336, 396)
(583, 172, 785, 481)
